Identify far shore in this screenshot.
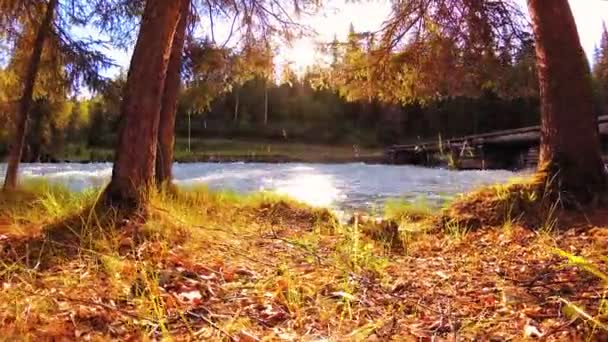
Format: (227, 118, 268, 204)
(38, 153, 387, 164)
(7, 138, 389, 165)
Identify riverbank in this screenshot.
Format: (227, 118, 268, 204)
(50, 139, 385, 164)
(0, 182, 606, 340)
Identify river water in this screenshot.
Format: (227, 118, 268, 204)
(3, 163, 520, 211)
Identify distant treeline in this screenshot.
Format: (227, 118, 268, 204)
(0, 80, 542, 163)
(180, 78, 541, 147)
(2, 21, 607, 162)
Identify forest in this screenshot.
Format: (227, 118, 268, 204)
(5, 16, 607, 162)
(2, 11, 607, 162)
(2, 0, 608, 340)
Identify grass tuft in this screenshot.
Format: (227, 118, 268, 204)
(383, 198, 434, 223)
(1, 179, 607, 340)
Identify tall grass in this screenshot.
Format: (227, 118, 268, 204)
(555, 249, 608, 332)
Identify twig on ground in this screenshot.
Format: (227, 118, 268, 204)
(267, 231, 323, 265)
(21, 287, 151, 322)
(540, 318, 578, 341)
(187, 310, 236, 340)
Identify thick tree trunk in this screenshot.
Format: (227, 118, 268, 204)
(104, 0, 181, 209)
(155, 0, 190, 187)
(3, 0, 57, 191)
(527, 0, 607, 203)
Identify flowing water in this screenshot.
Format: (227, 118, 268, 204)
(2, 162, 521, 212)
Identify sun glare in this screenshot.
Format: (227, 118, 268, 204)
(282, 39, 320, 76)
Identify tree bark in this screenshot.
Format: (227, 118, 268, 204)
(234, 90, 240, 123)
(264, 81, 269, 126)
(104, 0, 182, 209)
(155, 0, 190, 187)
(527, 0, 607, 204)
(3, 0, 57, 191)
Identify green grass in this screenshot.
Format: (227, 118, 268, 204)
(57, 143, 114, 162)
(57, 139, 383, 163)
(173, 138, 383, 162)
(383, 198, 435, 223)
(0, 181, 352, 339)
(1, 180, 606, 340)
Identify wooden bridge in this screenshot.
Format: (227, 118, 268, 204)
(386, 115, 608, 170)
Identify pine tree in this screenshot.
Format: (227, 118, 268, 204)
(593, 23, 608, 114)
(3, 0, 58, 190)
(66, 100, 84, 142)
(1, 0, 112, 190)
(104, 0, 182, 209)
(156, 0, 191, 187)
(527, 0, 607, 203)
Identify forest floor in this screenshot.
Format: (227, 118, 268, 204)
(0, 181, 607, 341)
(57, 139, 384, 163)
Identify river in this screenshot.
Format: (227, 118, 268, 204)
(2, 162, 521, 212)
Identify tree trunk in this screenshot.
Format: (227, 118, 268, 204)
(187, 112, 191, 152)
(264, 81, 269, 126)
(155, 0, 190, 187)
(233, 90, 240, 123)
(104, 0, 182, 209)
(3, 0, 57, 191)
(527, 0, 607, 204)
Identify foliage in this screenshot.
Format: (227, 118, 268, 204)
(1, 0, 113, 94)
(594, 24, 608, 115)
(1, 182, 607, 339)
(0, 72, 541, 157)
(371, 0, 532, 103)
(0, 1, 542, 160)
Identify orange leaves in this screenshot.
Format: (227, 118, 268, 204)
(237, 330, 261, 342)
(481, 294, 499, 308)
(4, 190, 608, 341)
(246, 303, 290, 327)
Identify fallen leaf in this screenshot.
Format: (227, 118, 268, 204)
(178, 290, 202, 303)
(223, 270, 236, 282)
(435, 271, 449, 280)
(237, 330, 260, 342)
(329, 291, 357, 302)
(248, 304, 289, 326)
(524, 322, 543, 338)
(235, 268, 257, 278)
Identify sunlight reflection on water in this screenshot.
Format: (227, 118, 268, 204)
(0, 162, 521, 211)
(272, 171, 345, 208)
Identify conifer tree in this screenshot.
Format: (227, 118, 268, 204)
(1, 0, 111, 190)
(593, 23, 608, 114)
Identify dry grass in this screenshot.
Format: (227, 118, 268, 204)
(442, 177, 557, 230)
(0, 180, 607, 340)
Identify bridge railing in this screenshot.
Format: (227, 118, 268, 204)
(389, 114, 608, 153)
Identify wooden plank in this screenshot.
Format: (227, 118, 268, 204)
(389, 115, 608, 153)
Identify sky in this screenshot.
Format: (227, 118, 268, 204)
(103, 0, 608, 77)
(562, 0, 608, 60)
(278, 0, 608, 73)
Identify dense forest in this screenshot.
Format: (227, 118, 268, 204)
(2, 17, 608, 162)
(2, 22, 605, 162)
